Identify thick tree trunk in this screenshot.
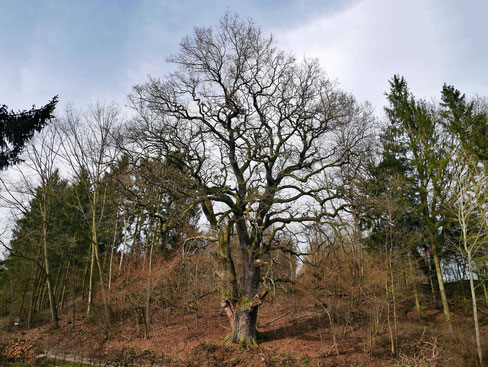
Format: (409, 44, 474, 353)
(233, 307, 259, 346)
(217, 221, 264, 347)
(223, 296, 261, 348)
(223, 265, 262, 347)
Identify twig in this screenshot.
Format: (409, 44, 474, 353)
(259, 310, 292, 328)
(289, 312, 316, 321)
(219, 324, 231, 330)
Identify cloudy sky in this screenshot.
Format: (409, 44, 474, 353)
(1, 0, 488, 116)
(0, 0, 487, 252)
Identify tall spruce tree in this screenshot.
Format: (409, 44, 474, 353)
(381, 75, 454, 328)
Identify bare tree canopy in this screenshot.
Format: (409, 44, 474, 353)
(129, 13, 374, 346)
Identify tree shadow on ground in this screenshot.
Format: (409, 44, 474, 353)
(259, 312, 331, 341)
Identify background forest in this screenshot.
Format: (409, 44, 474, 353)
(2, 13, 488, 367)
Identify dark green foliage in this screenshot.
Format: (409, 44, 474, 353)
(361, 75, 460, 286)
(9, 171, 73, 260)
(441, 84, 488, 162)
(0, 97, 58, 169)
(0, 171, 91, 318)
(112, 153, 200, 256)
(383, 76, 451, 230)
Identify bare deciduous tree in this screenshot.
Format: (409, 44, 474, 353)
(451, 170, 487, 366)
(58, 102, 121, 321)
(129, 13, 373, 346)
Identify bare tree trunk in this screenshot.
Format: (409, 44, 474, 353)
(7, 274, 14, 321)
(457, 260, 466, 297)
(385, 231, 396, 357)
(42, 223, 58, 328)
(232, 306, 259, 345)
(27, 289, 35, 329)
(483, 282, 488, 307)
(408, 252, 422, 319)
(232, 256, 262, 346)
(386, 273, 394, 356)
(144, 238, 155, 339)
(81, 256, 89, 300)
(44, 276, 58, 328)
(72, 269, 76, 329)
(108, 220, 118, 291)
(467, 255, 483, 365)
(215, 216, 266, 348)
(108, 244, 114, 291)
(142, 309, 149, 340)
(217, 222, 260, 347)
(119, 217, 129, 270)
(40, 282, 48, 310)
(391, 268, 397, 355)
(86, 242, 95, 316)
(429, 273, 437, 303)
(53, 256, 64, 300)
(27, 269, 40, 328)
(92, 203, 111, 322)
(222, 291, 261, 348)
(432, 244, 453, 330)
(34, 272, 45, 312)
(60, 260, 70, 309)
(58, 102, 120, 322)
(18, 277, 30, 317)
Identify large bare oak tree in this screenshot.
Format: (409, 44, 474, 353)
(129, 13, 373, 346)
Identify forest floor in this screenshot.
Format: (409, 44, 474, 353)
(1, 294, 486, 366)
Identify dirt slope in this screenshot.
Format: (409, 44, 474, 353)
(1, 295, 480, 366)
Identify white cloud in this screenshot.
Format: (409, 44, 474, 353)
(274, 0, 483, 113)
(2, 0, 488, 116)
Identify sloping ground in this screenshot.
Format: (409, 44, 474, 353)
(0, 339, 39, 362)
(1, 295, 485, 366)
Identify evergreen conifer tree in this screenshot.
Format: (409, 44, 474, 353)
(0, 97, 58, 169)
